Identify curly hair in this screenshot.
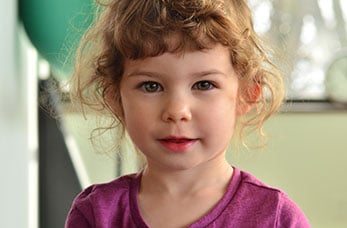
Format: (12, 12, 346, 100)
(70, 0, 284, 150)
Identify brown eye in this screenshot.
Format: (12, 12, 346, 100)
(140, 81, 163, 93)
(193, 81, 215, 90)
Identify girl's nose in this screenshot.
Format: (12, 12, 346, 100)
(161, 96, 192, 123)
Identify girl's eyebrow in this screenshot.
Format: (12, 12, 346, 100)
(126, 70, 163, 78)
(191, 69, 227, 77)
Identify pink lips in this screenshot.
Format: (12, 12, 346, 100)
(158, 136, 197, 152)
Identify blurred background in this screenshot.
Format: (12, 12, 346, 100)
(1, 0, 347, 227)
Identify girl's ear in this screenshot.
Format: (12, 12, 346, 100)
(236, 82, 261, 116)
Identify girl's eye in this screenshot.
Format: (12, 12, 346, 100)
(193, 81, 215, 90)
(140, 81, 163, 93)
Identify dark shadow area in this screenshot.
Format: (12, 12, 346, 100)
(38, 79, 81, 228)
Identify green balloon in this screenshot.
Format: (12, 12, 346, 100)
(19, 0, 95, 79)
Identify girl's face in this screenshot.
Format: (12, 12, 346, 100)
(120, 44, 243, 172)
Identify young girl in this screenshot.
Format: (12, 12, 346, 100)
(65, 0, 310, 227)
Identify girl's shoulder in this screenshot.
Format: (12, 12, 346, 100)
(231, 168, 310, 227)
(238, 168, 283, 193)
(74, 172, 140, 204)
(65, 173, 142, 227)
(69, 173, 141, 217)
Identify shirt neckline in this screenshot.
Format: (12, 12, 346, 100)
(129, 167, 242, 227)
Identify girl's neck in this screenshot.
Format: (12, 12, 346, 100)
(140, 159, 233, 197)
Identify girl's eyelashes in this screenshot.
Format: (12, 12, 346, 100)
(192, 80, 216, 90)
(137, 80, 216, 92)
(138, 81, 163, 93)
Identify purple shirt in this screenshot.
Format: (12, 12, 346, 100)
(65, 167, 310, 227)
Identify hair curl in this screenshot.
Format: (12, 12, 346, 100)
(69, 0, 284, 150)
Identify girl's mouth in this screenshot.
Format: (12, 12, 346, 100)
(158, 137, 198, 152)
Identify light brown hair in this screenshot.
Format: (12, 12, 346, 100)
(70, 0, 284, 149)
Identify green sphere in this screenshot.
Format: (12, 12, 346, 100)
(19, 0, 95, 79)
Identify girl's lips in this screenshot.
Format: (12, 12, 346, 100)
(158, 137, 197, 152)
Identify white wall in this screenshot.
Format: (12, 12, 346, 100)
(0, 0, 38, 227)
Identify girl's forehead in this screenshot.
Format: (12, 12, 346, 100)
(123, 43, 234, 76)
(126, 42, 227, 61)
